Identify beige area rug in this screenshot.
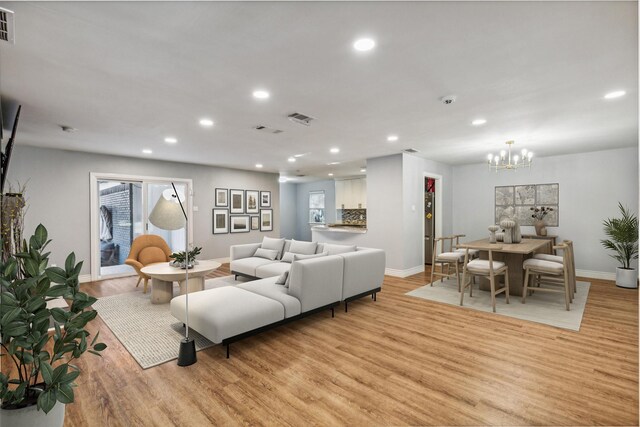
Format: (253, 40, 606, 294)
(406, 278, 590, 331)
(93, 275, 247, 369)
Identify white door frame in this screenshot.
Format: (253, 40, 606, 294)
(422, 172, 443, 265)
(89, 172, 194, 281)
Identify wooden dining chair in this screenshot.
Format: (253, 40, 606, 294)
(452, 234, 480, 259)
(460, 246, 509, 313)
(532, 239, 576, 298)
(430, 236, 465, 291)
(522, 243, 572, 310)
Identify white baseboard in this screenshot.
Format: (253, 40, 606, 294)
(385, 265, 425, 278)
(213, 257, 230, 264)
(79, 274, 92, 283)
(576, 269, 616, 281)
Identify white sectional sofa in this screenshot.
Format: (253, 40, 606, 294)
(170, 238, 385, 357)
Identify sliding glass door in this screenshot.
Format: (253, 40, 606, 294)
(91, 174, 192, 281)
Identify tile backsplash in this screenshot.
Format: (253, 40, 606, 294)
(340, 208, 367, 223)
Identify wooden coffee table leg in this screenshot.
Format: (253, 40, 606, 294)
(151, 279, 173, 304)
(179, 276, 205, 295)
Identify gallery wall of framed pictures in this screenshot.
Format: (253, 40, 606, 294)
(212, 188, 274, 234)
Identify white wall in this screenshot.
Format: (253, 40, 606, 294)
(279, 182, 298, 239)
(8, 145, 281, 274)
(451, 146, 639, 275)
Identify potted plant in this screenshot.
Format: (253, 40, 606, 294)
(170, 246, 202, 269)
(530, 206, 554, 236)
(0, 224, 107, 427)
(601, 203, 639, 288)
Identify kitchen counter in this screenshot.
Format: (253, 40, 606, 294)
(311, 225, 368, 234)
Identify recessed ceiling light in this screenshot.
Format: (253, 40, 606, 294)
(387, 135, 399, 142)
(360, 168, 366, 173)
(253, 90, 270, 99)
(293, 154, 305, 158)
(327, 162, 340, 165)
(199, 118, 214, 127)
(164, 137, 177, 144)
(328, 173, 334, 176)
(330, 148, 340, 154)
(142, 149, 152, 154)
(471, 119, 487, 126)
(604, 90, 626, 99)
(288, 157, 296, 163)
(278, 177, 288, 183)
(255, 163, 263, 168)
(353, 38, 375, 52)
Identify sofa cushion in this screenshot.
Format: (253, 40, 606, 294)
(323, 243, 357, 256)
(275, 271, 288, 285)
(261, 237, 286, 259)
(237, 278, 301, 318)
(170, 286, 285, 344)
(254, 248, 278, 260)
(231, 257, 279, 277)
(289, 240, 318, 255)
(255, 261, 291, 278)
(293, 252, 327, 261)
(281, 252, 296, 263)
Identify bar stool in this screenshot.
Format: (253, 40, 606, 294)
(430, 236, 465, 291)
(460, 246, 510, 313)
(522, 243, 572, 310)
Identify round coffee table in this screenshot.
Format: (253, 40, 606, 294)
(141, 260, 221, 304)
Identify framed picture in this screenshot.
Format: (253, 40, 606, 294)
(212, 209, 228, 234)
(230, 189, 244, 214)
(230, 215, 250, 233)
(215, 188, 228, 207)
(260, 191, 271, 208)
(251, 216, 259, 230)
(260, 209, 273, 232)
(245, 190, 259, 214)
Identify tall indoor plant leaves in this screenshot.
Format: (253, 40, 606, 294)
(601, 203, 639, 269)
(0, 224, 107, 413)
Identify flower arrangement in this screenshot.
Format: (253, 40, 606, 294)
(530, 206, 554, 221)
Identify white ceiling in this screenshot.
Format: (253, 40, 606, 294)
(0, 1, 637, 181)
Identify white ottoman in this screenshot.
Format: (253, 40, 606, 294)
(170, 286, 285, 345)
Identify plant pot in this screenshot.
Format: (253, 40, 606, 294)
(0, 401, 65, 427)
(616, 267, 638, 289)
(534, 220, 547, 236)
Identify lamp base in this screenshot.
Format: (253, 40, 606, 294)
(177, 337, 197, 366)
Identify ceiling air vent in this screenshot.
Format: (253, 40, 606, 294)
(288, 112, 315, 126)
(0, 8, 15, 44)
(253, 125, 283, 134)
(403, 148, 420, 154)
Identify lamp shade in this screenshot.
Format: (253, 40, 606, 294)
(149, 195, 186, 230)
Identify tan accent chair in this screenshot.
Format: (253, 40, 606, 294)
(125, 235, 172, 294)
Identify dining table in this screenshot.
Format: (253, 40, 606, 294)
(456, 238, 551, 297)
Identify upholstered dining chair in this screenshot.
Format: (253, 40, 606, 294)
(522, 243, 572, 310)
(125, 235, 173, 294)
(532, 240, 576, 298)
(459, 245, 510, 313)
(430, 236, 466, 291)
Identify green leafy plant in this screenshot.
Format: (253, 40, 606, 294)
(0, 224, 106, 413)
(601, 203, 639, 270)
(170, 246, 202, 266)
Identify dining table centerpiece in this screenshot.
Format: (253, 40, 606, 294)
(530, 206, 554, 236)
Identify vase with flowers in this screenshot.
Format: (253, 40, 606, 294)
(530, 206, 554, 236)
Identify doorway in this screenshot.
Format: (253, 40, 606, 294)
(90, 173, 192, 281)
(423, 172, 443, 266)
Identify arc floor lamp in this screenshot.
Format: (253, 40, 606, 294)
(148, 183, 196, 366)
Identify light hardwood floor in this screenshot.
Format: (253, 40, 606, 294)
(60, 266, 637, 426)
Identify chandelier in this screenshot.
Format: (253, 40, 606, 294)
(487, 140, 533, 171)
